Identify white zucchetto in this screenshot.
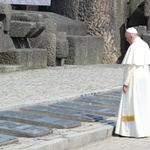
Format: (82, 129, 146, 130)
(126, 27, 138, 34)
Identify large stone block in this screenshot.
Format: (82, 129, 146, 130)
(9, 21, 45, 38)
(41, 12, 87, 36)
(66, 35, 104, 65)
(0, 2, 12, 32)
(29, 31, 57, 67)
(11, 10, 44, 22)
(56, 39, 68, 58)
(0, 48, 47, 69)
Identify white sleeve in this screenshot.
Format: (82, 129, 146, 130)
(123, 65, 136, 86)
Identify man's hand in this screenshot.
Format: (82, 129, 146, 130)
(123, 85, 128, 93)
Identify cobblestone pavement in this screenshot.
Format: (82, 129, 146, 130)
(71, 136, 150, 150)
(0, 64, 123, 110)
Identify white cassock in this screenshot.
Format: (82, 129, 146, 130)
(115, 37, 150, 137)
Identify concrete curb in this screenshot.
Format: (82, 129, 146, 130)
(21, 125, 114, 150)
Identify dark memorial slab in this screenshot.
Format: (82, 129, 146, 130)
(0, 134, 18, 146)
(21, 105, 104, 122)
(74, 96, 120, 109)
(0, 111, 81, 129)
(95, 92, 121, 101)
(0, 120, 51, 137)
(50, 102, 118, 117)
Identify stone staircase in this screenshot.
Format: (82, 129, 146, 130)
(0, 88, 121, 147)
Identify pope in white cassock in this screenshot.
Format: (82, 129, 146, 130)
(115, 27, 150, 137)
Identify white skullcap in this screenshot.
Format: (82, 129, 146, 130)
(126, 27, 138, 34)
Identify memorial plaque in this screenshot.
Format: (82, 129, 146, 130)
(0, 111, 81, 129)
(21, 105, 104, 122)
(50, 102, 118, 117)
(0, 120, 51, 137)
(74, 96, 119, 109)
(0, 134, 18, 146)
(95, 93, 121, 101)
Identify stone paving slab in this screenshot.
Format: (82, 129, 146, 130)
(21, 105, 104, 122)
(0, 134, 18, 146)
(0, 110, 81, 129)
(0, 120, 51, 137)
(73, 96, 120, 109)
(50, 102, 118, 117)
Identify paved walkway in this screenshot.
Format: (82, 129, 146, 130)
(71, 136, 150, 150)
(0, 64, 124, 150)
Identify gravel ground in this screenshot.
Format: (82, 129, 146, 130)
(0, 64, 124, 110)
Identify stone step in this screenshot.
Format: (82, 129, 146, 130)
(0, 111, 81, 129)
(50, 102, 118, 117)
(21, 105, 104, 122)
(0, 64, 27, 73)
(73, 96, 120, 109)
(0, 134, 18, 146)
(0, 120, 51, 137)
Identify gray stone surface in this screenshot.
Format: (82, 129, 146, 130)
(0, 64, 27, 73)
(0, 48, 47, 69)
(56, 39, 68, 58)
(50, 0, 127, 63)
(28, 19, 57, 66)
(0, 2, 12, 32)
(66, 35, 104, 65)
(0, 134, 18, 146)
(0, 110, 81, 129)
(50, 102, 118, 116)
(9, 21, 45, 38)
(74, 96, 120, 109)
(21, 105, 104, 122)
(143, 33, 150, 47)
(0, 120, 51, 137)
(43, 12, 87, 36)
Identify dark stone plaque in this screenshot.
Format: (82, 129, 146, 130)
(0, 134, 18, 146)
(50, 102, 118, 117)
(95, 92, 121, 101)
(0, 120, 51, 137)
(21, 105, 104, 122)
(74, 96, 120, 109)
(0, 111, 81, 129)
